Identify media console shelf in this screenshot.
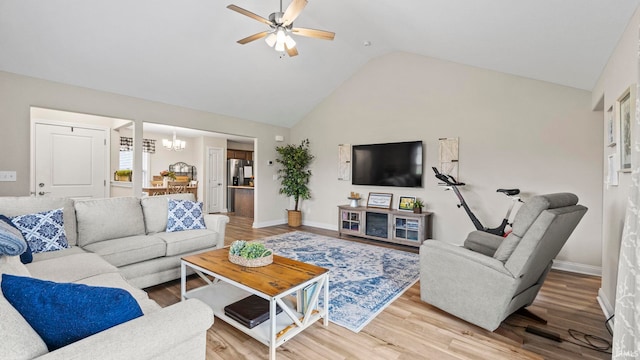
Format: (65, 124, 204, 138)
(338, 205, 432, 247)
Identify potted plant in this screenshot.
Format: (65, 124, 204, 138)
(114, 169, 132, 182)
(275, 139, 314, 227)
(413, 199, 424, 214)
(228, 240, 273, 267)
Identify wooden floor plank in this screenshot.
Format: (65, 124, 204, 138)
(146, 215, 612, 359)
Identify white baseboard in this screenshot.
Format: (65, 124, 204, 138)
(552, 260, 601, 276)
(301, 220, 337, 231)
(597, 288, 615, 333)
(253, 218, 287, 228)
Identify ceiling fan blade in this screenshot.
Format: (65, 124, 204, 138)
(237, 31, 270, 44)
(282, 0, 308, 27)
(291, 27, 335, 41)
(285, 44, 299, 57)
(227, 5, 273, 26)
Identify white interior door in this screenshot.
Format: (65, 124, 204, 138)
(34, 123, 108, 199)
(207, 147, 223, 213)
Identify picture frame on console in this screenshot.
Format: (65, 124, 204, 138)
(367, 192, 393, 209)
(398, 196, 416, 211)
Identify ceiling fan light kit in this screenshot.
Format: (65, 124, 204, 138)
(227, 0, 335, 57)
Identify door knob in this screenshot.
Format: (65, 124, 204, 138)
(38, 191, 50, 196)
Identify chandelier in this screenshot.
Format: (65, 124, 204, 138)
(162, 131, 185, 151)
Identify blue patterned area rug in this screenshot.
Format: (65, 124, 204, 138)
(255, 231, 420, 333)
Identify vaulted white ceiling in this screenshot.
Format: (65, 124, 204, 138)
(1, 0, 638, 127)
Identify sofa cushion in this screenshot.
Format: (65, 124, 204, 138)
(0, 256, 48, 359)
(75, 197, 146, 247)
(156, 229, 219, 256)
(31, 245, 86, 262)
(167, 199, 206, 232)
(0, 197, 78, 246)
(83, 235, 166, 267)
(2, 274, 143, 351)
(26, 253, 119, 283)
(75, 272, 162, 314)
(11, 208, 69, 254)
(141, 193, 195, 234)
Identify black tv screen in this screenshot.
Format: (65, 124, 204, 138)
(352, 141, 423, 187)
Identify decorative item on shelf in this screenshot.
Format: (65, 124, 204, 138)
(348, 192, 361, 207)
(413, 199, 425, 214)
(398, 196, 416, 211)
(114, 169, 132, 182)
(275, 139, 314, 227)
(228, 240, 273, 267)
(367, 192, 393, 209)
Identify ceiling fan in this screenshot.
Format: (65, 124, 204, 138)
(227, 0, 335, 57)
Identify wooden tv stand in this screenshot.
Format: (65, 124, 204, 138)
(337, 205, 432, 247)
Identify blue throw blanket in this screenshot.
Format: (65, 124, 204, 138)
(0, 217, 27, 256)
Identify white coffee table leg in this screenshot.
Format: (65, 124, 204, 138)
(324, 274, 329, 326)
(270, 298, 277, 360)
(180, 261, 186, 301)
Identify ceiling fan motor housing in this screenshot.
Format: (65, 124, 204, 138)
(269, 12, 285, 26)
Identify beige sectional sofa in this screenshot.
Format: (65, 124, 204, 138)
(0, 193, 229, 359)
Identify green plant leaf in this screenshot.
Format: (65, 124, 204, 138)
(275, 139, 314, 211)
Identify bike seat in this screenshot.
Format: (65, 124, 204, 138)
(497, 188, 520, 196)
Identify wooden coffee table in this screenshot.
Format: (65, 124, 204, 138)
(181, 248, 329, 360)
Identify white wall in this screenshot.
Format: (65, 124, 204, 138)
(292, 52, 603, 270)
(0, 70, 290, 226)
(591, 7, 640, 316)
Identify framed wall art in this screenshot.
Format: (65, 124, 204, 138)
(607, 105, 616, 147)
(367, 192, 393, 209)
(617, 85, 637, 172)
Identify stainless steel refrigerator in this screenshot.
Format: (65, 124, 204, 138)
(227, 159, 253, 212)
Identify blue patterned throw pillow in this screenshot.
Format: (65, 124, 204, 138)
(1, 274, 143, 351)
(11, 208, 69, 254)
(166, 199, 206, 232)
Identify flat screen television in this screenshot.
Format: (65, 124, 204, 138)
(351, 141, 423, 187)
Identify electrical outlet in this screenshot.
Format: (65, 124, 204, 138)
(273, 174, 277, 181)
(0, 171, 17, 182)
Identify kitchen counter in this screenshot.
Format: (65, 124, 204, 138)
(228, 186, 254, 218)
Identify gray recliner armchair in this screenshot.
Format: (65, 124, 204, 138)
(419, 193, 587, 331)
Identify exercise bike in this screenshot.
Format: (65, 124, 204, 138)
(432, 167, 522, 237)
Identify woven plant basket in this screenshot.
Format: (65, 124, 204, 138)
(228, 250, 273, 267)
(288, 210, 302, 227)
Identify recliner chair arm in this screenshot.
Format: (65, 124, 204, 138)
(463, 230, 504, 256)
(422, 240, 513, 276)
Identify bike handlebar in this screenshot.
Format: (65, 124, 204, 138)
(432, 167, 465, 186)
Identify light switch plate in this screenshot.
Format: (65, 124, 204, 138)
(0, 171, 17, 182)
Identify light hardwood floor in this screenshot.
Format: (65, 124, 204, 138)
(145, 215, 612, 360)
